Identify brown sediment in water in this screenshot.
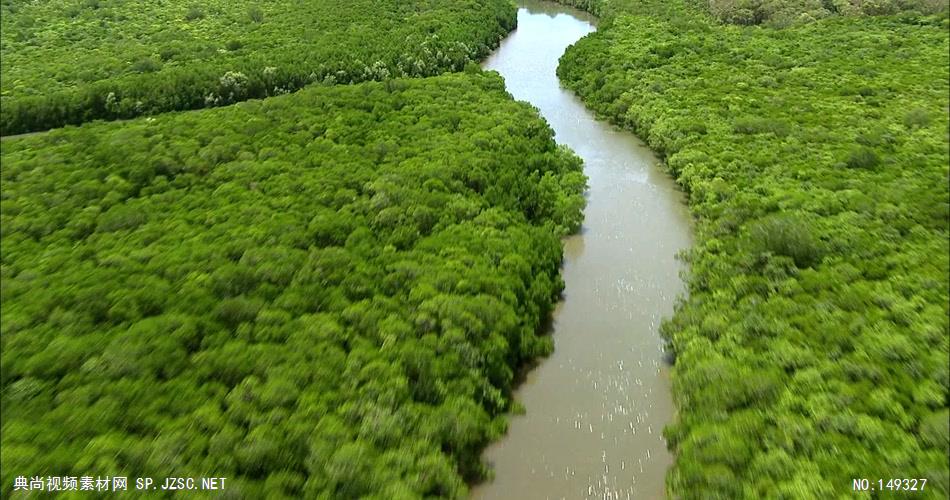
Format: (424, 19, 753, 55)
(472, 2, 692, 499)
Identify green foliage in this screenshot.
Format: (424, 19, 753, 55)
(558, 0, 949, 497)
(845, 145, 881, 169)
(733, 116, 791, 137)
(749, 215, 823, 268)
(696, 0, 949, 26)
(905, 107, 934, 129)
(247, 5, 265, 23)
(547, 0, 610, 16)
(0, 0, 517, 134)
(0, 73, 586, 498)
(184, 6, 206, 21)
(130, 57, 163, 74)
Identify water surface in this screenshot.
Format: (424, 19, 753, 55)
(473, 2, 692, 499)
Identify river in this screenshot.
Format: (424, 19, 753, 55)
(472, 2, 693, 499)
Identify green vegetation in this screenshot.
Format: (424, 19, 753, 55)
(546, 0, 610, 16)
(557, 0, 949, 497)
(0, 0, 516, 134)
(0, 72, 586, 498)
(695, 0, 948, 26)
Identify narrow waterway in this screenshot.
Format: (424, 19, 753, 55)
(473, 2, 692, 499)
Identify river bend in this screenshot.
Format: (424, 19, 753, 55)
(473, 2, 693, 499)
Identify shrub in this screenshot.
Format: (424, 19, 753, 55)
(214, 297, 262, 327)
(248, 5, 265, 23)
(184, 6, 205, 21)
(845, 145, 881, 169)
(215, 71, 249, 104)
(130, 57, 162, 73)
(733, 117, 791, 137)
(749, 215, 823, 267)
(903, 107, 932, 128)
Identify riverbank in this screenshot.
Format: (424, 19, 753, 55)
(0, 0, 517, 135)
(556, 0, 949, 496)
(0, 72, 589, 498)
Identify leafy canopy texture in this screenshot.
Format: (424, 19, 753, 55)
(0, 73, 587, 498)
(556, 0, 949, 497)
(0, 0, 516, 134)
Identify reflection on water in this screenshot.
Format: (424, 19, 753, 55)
(473, 2, 692, 499)
(520, 0, 598, 23)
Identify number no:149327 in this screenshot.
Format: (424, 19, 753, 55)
(852, 478, 926, 492)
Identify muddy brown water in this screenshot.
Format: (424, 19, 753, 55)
(473, 2, 693, 499)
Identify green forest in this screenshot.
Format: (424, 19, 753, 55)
(0, 0, 516, 134)
(1, 72, 586, 497)
(557, 0, 949, 497)
(3, 0, 949, 497)
(694, 0, 948, 26)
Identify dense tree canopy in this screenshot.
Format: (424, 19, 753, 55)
(0, 0, 516, 134)
(694, 0, 948, 26)
(557, 0, 949, 497)
(0, 72, 587, 498)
